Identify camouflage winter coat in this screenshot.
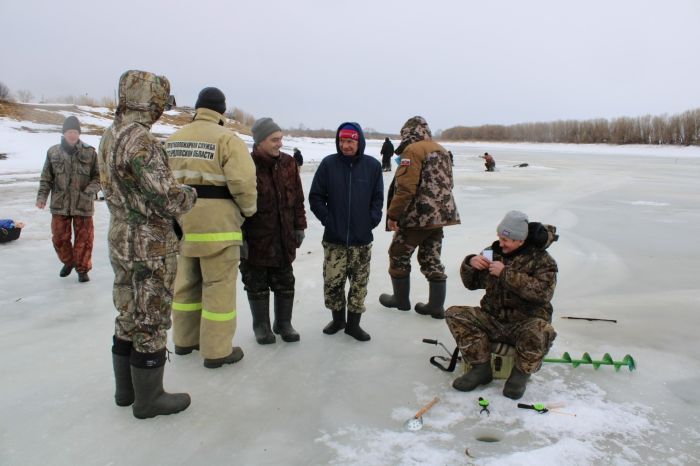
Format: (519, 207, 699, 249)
(37, 139, 100, 216)
(387, 117, 460, 229)
(97, 70, 197, 261)
(166, 107, 257, 257)
(460, 223, 559, 322)
(243, 147, 306, 267)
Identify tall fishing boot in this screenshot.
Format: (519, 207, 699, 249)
(344, 312, 370, 342)
(503, 366, 531, 400)
(130, 349, 191, 419)
(111, 336, 134, 407)
(248, 293, 275, 345)
(272, 293, 300, 342)
(452, 362, 493, 392)
(414, 280, 447, 319)
(379, 276, 411, 311)
(323, 309, 346, 335)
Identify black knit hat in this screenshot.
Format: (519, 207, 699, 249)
(195, 87, 226, 114)
(62, 116, 81, 134)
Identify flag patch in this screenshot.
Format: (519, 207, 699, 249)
(400, 159, 412, 166)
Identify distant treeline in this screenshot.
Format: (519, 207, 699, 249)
(284, 128, 397, 140)
(442, 108, 700, 146)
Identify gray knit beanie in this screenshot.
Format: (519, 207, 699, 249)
(62, 116, 81, 134)
(497, 210, 529, 240)
(252, 117, 282, 144)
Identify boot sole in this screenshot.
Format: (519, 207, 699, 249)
(174, 345, 199, 355)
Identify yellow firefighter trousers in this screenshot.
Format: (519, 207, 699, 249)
(172, 246, 240, 359)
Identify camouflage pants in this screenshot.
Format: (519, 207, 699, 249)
(110, 253, 177, 353)
(388, 227, 446, 280)
(323, 241, 371, 314)
(445, 305, 556, 374)
(51, 214, 94, 273)
(240, 260, 295, 300)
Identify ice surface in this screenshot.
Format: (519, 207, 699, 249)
(1, 121, 699, 465)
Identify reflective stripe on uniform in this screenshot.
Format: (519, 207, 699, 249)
(202, 309, 237, 322)
(184, 231, 243, 242)
(173, 302, 202, 311)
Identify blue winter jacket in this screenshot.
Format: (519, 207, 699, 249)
(309, 122, 384, 246)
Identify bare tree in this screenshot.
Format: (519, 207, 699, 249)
(0, 81, 11, 101)
(16, 89, 34, 103)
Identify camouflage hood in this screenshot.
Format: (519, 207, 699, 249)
(395, 116, 432, 155)
(115, 70, 170, 128)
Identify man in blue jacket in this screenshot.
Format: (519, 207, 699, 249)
(309, 122, 384, 341)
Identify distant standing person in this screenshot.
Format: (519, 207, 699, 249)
(36, 116, 100, 283)
(483, 152, 496, 172)
(293, 147, 304, 166)
(241, 118, 307, 345)
(309, 122, 383, 341)
(379, 116, 460, 319)
(380, 137, 394, 172)
(166, 87, 258, 368)
(448, 150, 455, 166)
(98, 70, 197, 419)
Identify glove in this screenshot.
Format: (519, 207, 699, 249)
(295, 230, 305, 248)
(240, 240, 249, 260)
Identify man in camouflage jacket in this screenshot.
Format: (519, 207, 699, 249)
(98, 70, 197, 419)
(379, 116, 460, 319)
(446, 211, 558, 400)
(36, 116, 100, 282)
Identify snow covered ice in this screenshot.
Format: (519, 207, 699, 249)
(1, 111, 699, 465)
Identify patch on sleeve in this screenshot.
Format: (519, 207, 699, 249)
(400, 159, 412, 166)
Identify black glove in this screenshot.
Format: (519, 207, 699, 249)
(240, 240, 249, 259)
(295, 230, 305, 248)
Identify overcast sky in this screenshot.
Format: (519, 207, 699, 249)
(1, 0, 698, 133)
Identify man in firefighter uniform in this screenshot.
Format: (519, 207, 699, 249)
(166, 87, 257, 369)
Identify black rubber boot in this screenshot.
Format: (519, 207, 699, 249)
(59, 264, 73, 277)
(452, 362, 493, 392)
(111, 336, 134, 407)
(203, 347, 244, 369)
(379, 277, 411, 311)
(174, 345, 199, 355)
(344, 312, 370, 342)
(272, 294, 300, 342)
(248, 294, 275, 345)
(323, 310, 346, 335)
(78, 272, 90, 282)
(503, 366, 531, 400)
(130, 349, 190, 419)
(414, 280, 447, 319)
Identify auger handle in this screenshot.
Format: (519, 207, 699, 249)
(422, 339, 438, 345)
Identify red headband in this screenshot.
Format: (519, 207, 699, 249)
(339, 129, 359, 141)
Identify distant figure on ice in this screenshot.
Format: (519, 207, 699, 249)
(445, 211, 559, 400)
(36, 115, 100, 283)
(448, 150, 455, 166)
(309, 122, 383, 341)
(293, 147, 304, 166)
(98, 70, 197, 419)
(380, 137, 394, 172)
(241, 118, 306, 345)
(482, 152, 496, 172)
(379, 116, 460, 319)
(166, 87, 257, 369)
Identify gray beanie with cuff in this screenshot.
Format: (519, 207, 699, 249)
(497, 210, 529, 241)
(252, 117, 282, 144)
